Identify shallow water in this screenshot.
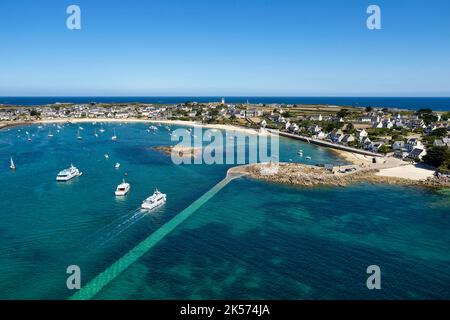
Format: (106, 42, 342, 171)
(0, 122, 449, 299)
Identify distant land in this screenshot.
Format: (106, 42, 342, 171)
(1, 96, 450, 111)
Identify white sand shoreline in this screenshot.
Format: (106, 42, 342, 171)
(376, 164, 435, 181)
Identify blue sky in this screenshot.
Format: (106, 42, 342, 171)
(0, 0, 449, 96)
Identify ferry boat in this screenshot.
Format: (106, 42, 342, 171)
(56, 164, 82, 181)
(141, 189, 167, 210)
(115, 179, 130, 196)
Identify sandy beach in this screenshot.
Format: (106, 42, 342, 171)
(376, 164, 436, 181)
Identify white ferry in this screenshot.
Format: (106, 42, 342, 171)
(115, 179, 131, 196)
(56, 164, 82, 181)
(141, 189, 167, 210)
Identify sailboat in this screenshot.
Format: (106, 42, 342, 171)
(48, 129, 54, 137)
(10, 157, 15, 170)
(26, 131, 31, 141)
(111, 128, 117, 140)
(77, 128, 83, 140)
(94, 129, 99, 137)
(99, 124, 105, 133)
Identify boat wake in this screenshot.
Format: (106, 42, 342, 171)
(84, 208, 147, 249)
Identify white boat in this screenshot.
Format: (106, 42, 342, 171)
(111, 129, 117, 140)
(104, 154, 109, 159)
(94, 129, 99, 137)
(77, 128, 83, 140)
(115, 162, 120, 169)
(99, 125, 105, 133)
(56, 164, 82, 181)
(141, 189, 167, 210)
(115, 179, 130, 196)
(10, 157, 15, 170)
(149, 125, 158, 131)
(306, 156, 312, 160)
(79, 126, 84, 131)
(26, 132, 31, 141)
(48, 129, 54, 137)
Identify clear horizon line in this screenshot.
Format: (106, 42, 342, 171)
(1, 95, 450, 98)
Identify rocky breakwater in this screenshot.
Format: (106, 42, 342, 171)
(228, 162, 450, 189)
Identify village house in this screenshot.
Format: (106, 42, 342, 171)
(405, 138, 424, 152)
(328, 129, 344, 143)
(408, 148, 427, 161)
(308, 124, 321, 134)
(356, 129, 368, 142)
(392, 141, 406, 150)
(315, 131, 327, 139)
(433, 137, 450, 147)
(341, 134, 355, 145)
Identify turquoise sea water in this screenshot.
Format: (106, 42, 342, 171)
(0, 122, 449, 299)
(1, 96, 450, 110)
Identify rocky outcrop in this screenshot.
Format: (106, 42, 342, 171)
(228, 163, 450, 189)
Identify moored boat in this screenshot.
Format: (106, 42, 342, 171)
(115, 179, 131, 196)
(56, 164, 82, 181)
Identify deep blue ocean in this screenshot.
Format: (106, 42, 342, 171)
(0, 122, 449, 299)
(1, 97, 450, 111)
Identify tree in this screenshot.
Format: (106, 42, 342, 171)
(431, 127, 448, 138)
(378, 145, 392, 154)
(423, 146, 450, 168)
(337, 108, 350, 118)
(416, 108, 433, 115)
(346, 123, 355, 132)
(416, 108, 438, 125)
(282, 111, 292, 118)
(365, 106, 373, 112)
(442, 112, 450, 121)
